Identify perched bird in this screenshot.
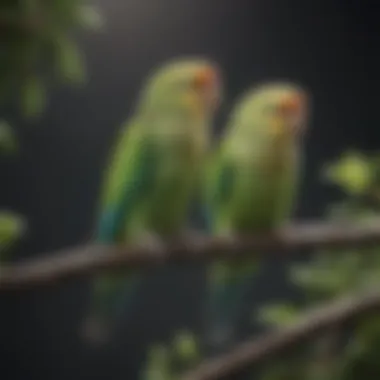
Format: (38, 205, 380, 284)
(82, 57, 223, 344)
(203, 82, 310, 349)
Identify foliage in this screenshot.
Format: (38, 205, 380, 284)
(141, 150, 380, 379)
(256, 150, 380, 380)
(141, 330, 201, 380)
(2, 4, 379, 380)
(0, 1, 103, 256)
(0, 210, 27, 260)
(0, 0, 104, 119)
(0, 120, 18, 154)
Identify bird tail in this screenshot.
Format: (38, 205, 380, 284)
(81, 273, 141, 346)
(204, 258, 259, 352)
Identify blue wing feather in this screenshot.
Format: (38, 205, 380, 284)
(204, 157, 257, 351)
(96, 139, 157, 243)
(83, 135, 158, 345)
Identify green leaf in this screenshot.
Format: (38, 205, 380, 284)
(53, 35, 86, 85)
(256, 303, 299, 328)
(356, 315, 380, 344)
(322, 151, 373, 195)
(147, 344, 168, 362)
(48, 0, 82, 27)
(142, 364, 173, 380)
(0, 121, 18, 155)
(339, 250, 365, 275)
(21, 0, 40, 16)
(77, 5, 105, 30)
(171, 330, 200, 364)
(290, 264, 347, 297)
(0, 211, 27, 260)
(142, 344, 173, 380)
(259, 358, 307, 380)
(21, 76, 47, 119)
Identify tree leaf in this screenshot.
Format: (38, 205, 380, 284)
(171, 330, 200, 364)
(290, 264, 348, 297)
(76, 5, 105, 30)
(21, 76, 47, 119)
(256, 303, 300, 328)
(259, 358, 307, 380)
(0, 120, 18, 155)
(53, 35, 86, 85)
(355, 315, 380, 344)
(142, 344, 173, 380)
(0, 210, 27, 260)
(322, 151, 373, 195)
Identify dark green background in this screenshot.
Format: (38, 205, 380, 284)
(0, 0, 378, 379)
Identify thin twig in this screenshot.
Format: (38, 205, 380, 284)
(182, 288, 380, 380)
(1, 219, 380, 290)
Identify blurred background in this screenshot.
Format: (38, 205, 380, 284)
(0, 0, 378, 379)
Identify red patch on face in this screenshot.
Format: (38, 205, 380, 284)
(192, 66, 221, 112)
(193, 67, 218, 90)
(279, 94, 303, 116)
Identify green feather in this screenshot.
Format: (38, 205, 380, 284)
(82, 57, 222, 345)
(204, 82, 309, 350)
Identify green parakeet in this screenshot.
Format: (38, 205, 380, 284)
(203, 82, 310, 348)
(82, 58, 222, 344)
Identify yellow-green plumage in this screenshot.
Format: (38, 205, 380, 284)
(203, 82, 310, 349)
(82, 58, 222, 344)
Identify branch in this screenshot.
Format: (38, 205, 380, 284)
(182, 288, 380, 380)
(2, 219, 380, 290)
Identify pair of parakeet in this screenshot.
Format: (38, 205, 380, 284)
(81, 57, 310, 349)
